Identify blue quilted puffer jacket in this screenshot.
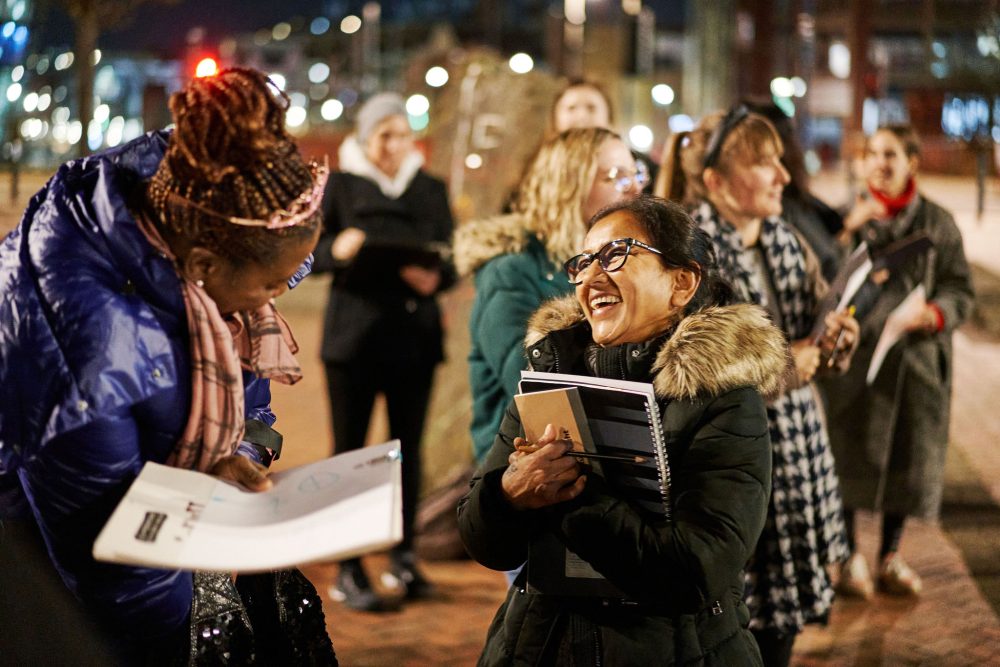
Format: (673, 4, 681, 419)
(0, 132, 310, 654)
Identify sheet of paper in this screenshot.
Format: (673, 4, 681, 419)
(93, 441, 403, 572)
(810, 242, 871, 341)
(866, 284, 926, 385)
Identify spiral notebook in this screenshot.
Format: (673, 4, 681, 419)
(516, 371, 671, 598)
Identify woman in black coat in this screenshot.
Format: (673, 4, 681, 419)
(459, 198, 787, 665)
(312, 92, 455, 612)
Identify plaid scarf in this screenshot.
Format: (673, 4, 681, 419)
(137, 215, 302, 472)
(693, 201, 815, 340)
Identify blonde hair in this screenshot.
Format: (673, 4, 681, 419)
(655, 110, 783, 207)
(512, 127, 619, 263)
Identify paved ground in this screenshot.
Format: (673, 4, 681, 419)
(3, 168, 999, 665)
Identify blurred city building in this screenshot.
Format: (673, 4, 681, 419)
(732, 0, 1000, 176)
(0, 1, 996, 216)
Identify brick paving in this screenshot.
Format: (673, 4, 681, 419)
(3, 169, 999, 664)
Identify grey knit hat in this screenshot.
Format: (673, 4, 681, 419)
(355, 92, 408, 144)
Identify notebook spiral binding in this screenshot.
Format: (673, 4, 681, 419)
(645, 400, 672, 522)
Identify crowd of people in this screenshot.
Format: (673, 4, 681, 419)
(0, 65, 975, 666)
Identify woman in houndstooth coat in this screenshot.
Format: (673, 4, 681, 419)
(657, 105, 860, 666)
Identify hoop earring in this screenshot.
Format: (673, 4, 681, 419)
(195, 279, 205, 288)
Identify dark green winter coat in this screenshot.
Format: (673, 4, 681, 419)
(454, 215, 573, 462)
(458, 296, 788, 666)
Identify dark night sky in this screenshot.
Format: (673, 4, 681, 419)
(38, 1, 338, 55)
(36, 1, 680, 58)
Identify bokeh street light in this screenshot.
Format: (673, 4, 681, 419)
(508, 53, 534, 74)
(309, 62, 331, 83)
(651, 84, 675, 106)
(195, 57, 219, 78)
(628, 124, 653, 151)
(285, 105, 307, 128)
(321, 99, 344, 121)
(341, 15, 361, 34)
(770, 77, 795, 98)
(268, 73, 286, 90)
(425, 66, 449, 87)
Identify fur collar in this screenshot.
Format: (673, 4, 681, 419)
(525, 295, 787, 400)
(337, 135, 425, 199)
(452, 213, 532, 277)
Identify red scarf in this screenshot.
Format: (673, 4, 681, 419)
(868, 177, 916, 218)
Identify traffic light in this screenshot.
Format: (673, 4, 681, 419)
(194, 57, 219, 78)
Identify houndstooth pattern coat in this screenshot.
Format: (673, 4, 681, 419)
(694, 202, 849, 634)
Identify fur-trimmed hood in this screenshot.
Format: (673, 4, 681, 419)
(525, 295, 787, 400)
(452, 213, 532, 277)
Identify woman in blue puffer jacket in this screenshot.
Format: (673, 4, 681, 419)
(0, 68, 336, 664)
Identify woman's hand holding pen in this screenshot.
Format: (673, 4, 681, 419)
(502, 424, 586, 510)
(820, 306, 860, 368)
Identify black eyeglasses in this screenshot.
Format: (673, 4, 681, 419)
(702, 104, 750, 169)
(563, 237, 663, 284)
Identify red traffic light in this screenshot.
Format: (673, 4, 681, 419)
(194, 57, 219, 78)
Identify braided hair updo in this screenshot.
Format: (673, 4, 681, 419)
(146, 67, 321, 266)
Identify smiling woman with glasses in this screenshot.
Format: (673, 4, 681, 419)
(460, 197, 786, 666)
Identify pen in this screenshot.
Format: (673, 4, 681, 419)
(827, 305, 856, 368)
(515, 442, 648, 465)
(563, 451, 648, 465)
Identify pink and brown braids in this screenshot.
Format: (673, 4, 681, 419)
(146, 67, 322, 265)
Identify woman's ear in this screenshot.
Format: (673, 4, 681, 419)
(702, 168, 723, 195)
(182, 246, 226, 285)
(670, 268, 701, 310)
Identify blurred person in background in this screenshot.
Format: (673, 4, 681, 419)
(548, 78, 656, 194)
(0, 68, 336, 664)
(455, 127, 643, 467)
(659, 105, 859, 667)
(823, 125, 974, 599)
(459, 197, 786, 665)
(314, 92, 455, 612)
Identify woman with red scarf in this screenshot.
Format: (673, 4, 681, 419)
(825, 125, 974, 599)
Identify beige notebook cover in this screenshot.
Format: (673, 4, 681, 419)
(513, 387, 596, 458)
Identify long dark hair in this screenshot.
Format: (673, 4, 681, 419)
(588, 196, 736, 314)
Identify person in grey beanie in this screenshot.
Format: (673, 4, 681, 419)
(311, 92, 456, 612)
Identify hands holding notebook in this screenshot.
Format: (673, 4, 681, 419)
(502, 424, 587, 510)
